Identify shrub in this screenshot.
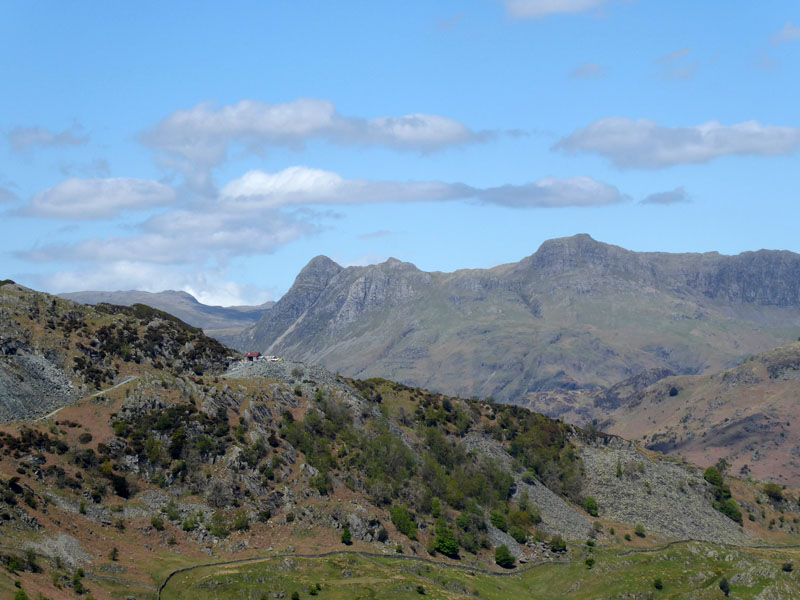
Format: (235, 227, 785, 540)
(495, 544, 515, 568)
(78, 432, 93, 444)
(703, 466, 724, 489)
(391, 505, 417, 540)
(719, 577, 730, 597)
(782, 562, 793, 572)
(489, 511, 507, 532)
(653, 577, 663, 590)
(549, 535, 566, 552)
(585, 557, 595, 568)
(14, 589, 28, 600)
(151, 515, 165, 531)
(509, 525, 528, 544)
(233, 510, 249, 531)
(634, 524, 646, 537)
(583, 496, 599, 517)
(763, 482, 784, 502)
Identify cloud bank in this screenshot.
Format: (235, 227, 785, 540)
(25, 177, 177, 220)
(6, 125, 88, 152)
(142, 99, 489, 168)
(504, 0, 607, 19)
(555, 117, 800, 168)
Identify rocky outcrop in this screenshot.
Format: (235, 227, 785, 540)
(578, 436, 751, 545)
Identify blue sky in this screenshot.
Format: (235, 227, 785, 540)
(2, 1, 799, 305)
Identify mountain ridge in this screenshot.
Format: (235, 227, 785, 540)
(233, 234, 800, 400)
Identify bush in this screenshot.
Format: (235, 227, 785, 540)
(763, 482, 784, 502)
(782, 562, 793, 572)
(233, 510, 249, 531)
(495, 544, 515, 568)
(391, 505, 417, 540)
(653, 577, 663, 590)
(583, 496, 599, 517)
(509, 525, 528, 544)
(585, 557, 595, 568)
(703, 466, 724, 489)
(489, 511, 507, 532)
(78, 432, 93, 444)
(549, 535, 566, 552)
(151, 515, 165, 531)
(719, 577, 730, 597)
(634, 524, 646, 537)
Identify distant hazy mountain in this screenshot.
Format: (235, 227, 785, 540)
(233, 234, 800, 400)
(59, 289, 273, 336)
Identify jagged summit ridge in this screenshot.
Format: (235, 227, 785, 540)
(233, 236, 800, 400)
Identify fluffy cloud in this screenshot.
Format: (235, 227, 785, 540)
(478, 176, 626, 208)
(25, 177, 177, 219)
(220, 167, 472, 208)
(773, 21, 800, 45)
(504, 0, 606, 19)
(18, 168, 626, 302)
(6, 125, 88, 152)
(554, 118, 800, 168)
(142, 99, 487, 168)
(640, 186, 690, 205)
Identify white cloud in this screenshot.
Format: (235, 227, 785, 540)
(773, 21, 800, 45)
(554, 118, 800, 168)
(25, 177, 177, 219)
(504, 0, 606, 19)
(6, 124, 88, 152)
(142, 99, 487, 168)
(640, 186, 690, 205)
(570, 62, 606, 79)
(48, 261, 273, 307)
(19, 168, 627, 302)
(478, 176, 626, 208)
(220, 166, 473, 208)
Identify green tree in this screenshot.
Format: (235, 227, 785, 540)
(341, 526, 352, 545)
(763, 482, 784, 502)
(494, 544, 515, 568)
(433, 519, 459, 558)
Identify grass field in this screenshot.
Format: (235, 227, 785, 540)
(161, 542, 800, 600)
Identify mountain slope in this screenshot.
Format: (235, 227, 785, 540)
(234, 235, 800, 400)
(2, 282, 799, 599)
(59, 289, 273, 337)
(599, 342, 800, 486)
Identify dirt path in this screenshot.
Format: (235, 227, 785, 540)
(38, 376, 139, 421)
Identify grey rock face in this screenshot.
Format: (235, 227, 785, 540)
(578, 436, 751, 545)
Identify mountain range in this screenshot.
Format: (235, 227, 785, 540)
(231, 234, 800, 401)
(59, 289, 273, 338)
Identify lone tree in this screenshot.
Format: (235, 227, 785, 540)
(495, 545, 515, 568)
(341, 526, 352, 545)
(719, 577, 730, 597)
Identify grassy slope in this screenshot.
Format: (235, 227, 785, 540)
(161, 543, 800, 600)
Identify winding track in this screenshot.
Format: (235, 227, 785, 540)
(37, 375, 139, 421)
